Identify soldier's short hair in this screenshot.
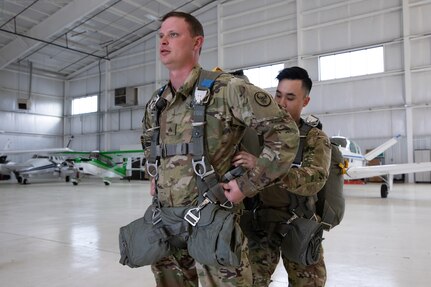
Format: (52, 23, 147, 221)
(276, 66, 312, 96)
(161, 11, 204, 38)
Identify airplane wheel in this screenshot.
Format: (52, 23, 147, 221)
(17, 176, 22, 184)
(23, 178, 28, 185)
(380, 184, 388, 198)
(72, 181, 78, 186)
(65, 176, 70, 182)
(104, 181, 111, 186)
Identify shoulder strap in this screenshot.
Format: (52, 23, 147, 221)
(146, 85, 167, 177)
(190, 69, 222, 176)
(192, 70, 232, 207)
(292, 119, 313, 166)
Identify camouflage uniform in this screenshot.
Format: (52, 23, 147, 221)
(142, 65, 299, 286)
(247, 122, 331, 287)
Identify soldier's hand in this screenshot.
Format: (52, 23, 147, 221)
(232, 151, 257, 170)
(150, 178, 156, 196)
(221, 179, 246, 204)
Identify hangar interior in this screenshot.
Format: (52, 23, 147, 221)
(1, 0, 431, 178)
(1, 0, 431, 286)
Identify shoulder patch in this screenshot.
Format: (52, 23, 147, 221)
(254, 92, 272, 107)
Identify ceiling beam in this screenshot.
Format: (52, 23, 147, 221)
(0, 0, 112, 70)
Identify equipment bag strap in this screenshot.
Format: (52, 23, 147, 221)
(292, 118, 313, 167)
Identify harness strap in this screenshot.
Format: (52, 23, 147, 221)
(292, 118, 313, 167)
(146, 70, 235, 229)
(146, 86, 167, 177)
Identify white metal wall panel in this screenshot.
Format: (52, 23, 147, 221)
(0, 67, 64, 149)
(410, 3, 431, 35)
(308, 74, 405, 114)
(110, 131, 142, 150)
(412, 108, 431, 136)
(410, 38, 431, 67)
(69, 74, 102, 98)
(384, 42, 404, 71)
(303, 3, 402, 55)
(411, 70, 431, 103)
(220, 0, 296, 70)
(319, 110, 405, 140)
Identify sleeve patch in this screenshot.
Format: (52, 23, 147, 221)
(254, 92, 272, 107)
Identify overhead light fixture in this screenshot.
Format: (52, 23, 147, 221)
(145, 14, 159, 21)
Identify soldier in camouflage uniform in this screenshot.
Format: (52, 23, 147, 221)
(141, 12, 299, 287)
(234, 67, 331, 287)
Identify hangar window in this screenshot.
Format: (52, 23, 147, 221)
(243, 64, 284, 88)
(71, 95, 98, 115)
(319, 46, 384, 81)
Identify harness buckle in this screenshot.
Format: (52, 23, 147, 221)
(184, 198, 211, 226)
(286, 212, 299, 225)
(220, 200, 233, 209)
(152, 207, 162, 225)
(146, 159, 159, 178)
(184, 208, 200, 226)
(192, 157, 213, 178)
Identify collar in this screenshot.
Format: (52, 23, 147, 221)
(168, 64, 202, 100)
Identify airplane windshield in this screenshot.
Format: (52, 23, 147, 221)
(331, 137, 347, 148)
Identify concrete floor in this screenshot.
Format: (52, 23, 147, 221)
(0, 178, 430, 287)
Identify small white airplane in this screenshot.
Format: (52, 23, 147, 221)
(10, 154, 75, 184)
(58, 150, 145, 185)
(0, 137, 75, 184)
(332, 135, 431, 198)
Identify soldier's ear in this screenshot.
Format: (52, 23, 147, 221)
(193, 35, 204, 52)
(303, 96, 310, 108)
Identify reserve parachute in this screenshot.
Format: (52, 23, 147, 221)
(293, 115, 345, 230)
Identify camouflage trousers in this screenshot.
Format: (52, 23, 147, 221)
(151, 237, 252, 287)
(248, 235, 326, 287)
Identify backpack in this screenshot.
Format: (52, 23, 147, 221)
(298, 116, 345, 231)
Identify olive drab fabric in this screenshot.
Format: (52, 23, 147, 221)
(243, 118, 332, 286)
(258, 124, 331, 207)
(142, 65, 299, 207)
(142, 65, 299, 287)
(316, 140, 345, 230)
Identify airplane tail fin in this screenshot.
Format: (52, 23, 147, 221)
(364, 135, 400, 161)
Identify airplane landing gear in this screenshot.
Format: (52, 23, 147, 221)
(103, 180, 111, 186)
(380, 184, 388, 198)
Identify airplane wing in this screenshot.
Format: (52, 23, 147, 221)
(58, 150, 144, 161)
(99, 150, 145, 158)
(1, 162, 34, 171)
(345, 162, 431, 180)
(1, 147, 73, 155)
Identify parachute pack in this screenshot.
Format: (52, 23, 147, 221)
(297, 116, 345, 231)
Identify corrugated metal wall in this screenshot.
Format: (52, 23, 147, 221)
(2, 0, 431, 177)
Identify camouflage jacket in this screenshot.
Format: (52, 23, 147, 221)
(142, 65, 299, 207)
(259, 123, 331, 208)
